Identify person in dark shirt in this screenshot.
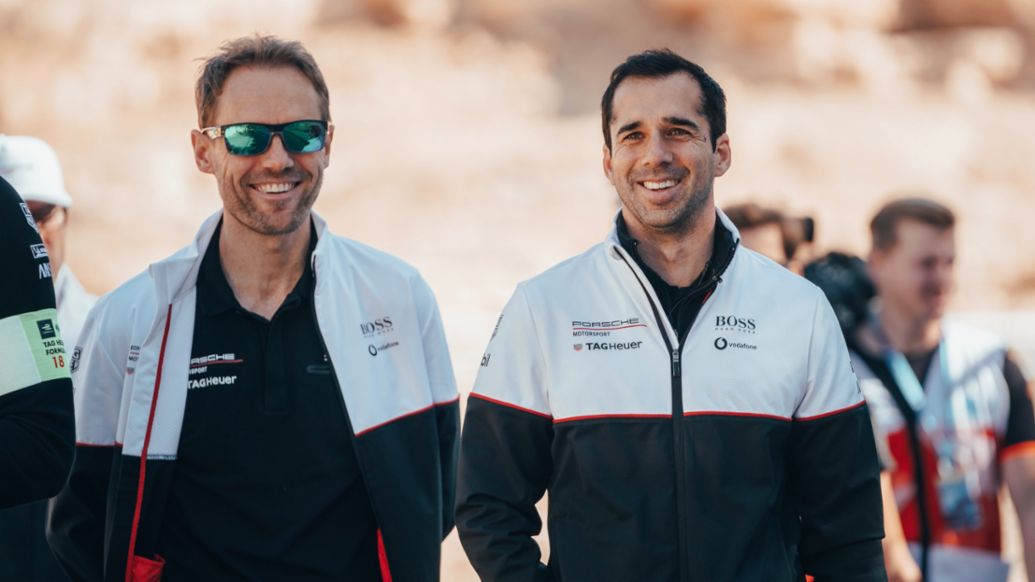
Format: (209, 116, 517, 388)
(47, 36, 459, 582)
(0, 176, 75, 509)
(849, 197, 1035, 582)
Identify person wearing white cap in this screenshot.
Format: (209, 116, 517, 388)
(0, 135, 97, 350)
(0, 135, 94, 582)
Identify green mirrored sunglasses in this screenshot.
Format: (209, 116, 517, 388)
(201, 120, 329, 156)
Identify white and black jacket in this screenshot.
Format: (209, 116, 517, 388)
(47, 212, 460, 582)
(456, 211, 886, 581)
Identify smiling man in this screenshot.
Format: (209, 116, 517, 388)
(456, 49, 887, 581)
(47, 36, 459, 582)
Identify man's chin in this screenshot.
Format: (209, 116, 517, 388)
(232, 208, 311, 237)
(922, 300, 948, 321)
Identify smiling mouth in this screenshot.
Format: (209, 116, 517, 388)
(639, 177, 680, 191)
(251, 181, 300, 194)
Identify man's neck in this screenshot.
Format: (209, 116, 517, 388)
(218, 213, 311, 320)
(623, 206, 715, 288)
(878, 305, 941, 355)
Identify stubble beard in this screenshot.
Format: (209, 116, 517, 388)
(224, 170, 322, 236)
(622, 176, 713, 237)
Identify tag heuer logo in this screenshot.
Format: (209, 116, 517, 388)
(574, 343, 583, 351)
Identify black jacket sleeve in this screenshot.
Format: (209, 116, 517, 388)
(412, 273, 462, 539)
(436, 400, 460, 538)
(46, 444, 116, 582)
(455, 286, 554, 581)
(456, 397, 553, 582)
(789, 292, 887, 581)
(788, 406, 887, 581)
(0, 177, 75, 509)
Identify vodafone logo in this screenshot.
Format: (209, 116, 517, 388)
(713, 337, 757, 351)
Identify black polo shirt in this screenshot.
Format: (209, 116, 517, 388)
(157, 222, 379, 581)
(617, 213, 737, 340)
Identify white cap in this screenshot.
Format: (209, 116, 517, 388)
(0, 135, 73, 207)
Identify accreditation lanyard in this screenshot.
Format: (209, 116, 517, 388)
(881, 339, 968, 453)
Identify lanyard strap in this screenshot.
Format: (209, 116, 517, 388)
(885, 349, 928, 413)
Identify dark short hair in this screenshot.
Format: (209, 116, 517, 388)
(195, 35, 330, 128)
(724, 202, 783, 231)
(601, 49, 726, 151)
(870, 197, 955, 252)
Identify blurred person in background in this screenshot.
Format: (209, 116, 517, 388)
(456, 49, 885, 581)
(0, 135, 97, 350)
(47, 35, 459, 582)
(0, 135, 96, 581)
(723, 202, 787, 263)
(847, 198, 1035, 582)
(804, 251, 915, 580)
(724, 201, 815, 274)
(0, 176, 76, 573)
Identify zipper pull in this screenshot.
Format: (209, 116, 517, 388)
(671, 348, 681, 378)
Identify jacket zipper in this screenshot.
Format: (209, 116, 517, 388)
(615, 251, 690, 581)
(615, 243, 730, 581)
(309, 258, 391, 577)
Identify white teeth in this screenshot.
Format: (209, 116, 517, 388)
(642, 179, 677, 190)
(255, 182, 294, 193)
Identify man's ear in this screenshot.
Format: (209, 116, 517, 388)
(191, 129, 215, 175)
(602, 144, 614, 184)
(321, 124, 334, 168)
(713, 133, 731, 177)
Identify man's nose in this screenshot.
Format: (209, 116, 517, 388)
(261, 135, 295, 170)
(641, 134, 674, 167)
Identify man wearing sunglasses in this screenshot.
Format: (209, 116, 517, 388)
(0, 134, 95, 582)
(48, 36, 459, 582)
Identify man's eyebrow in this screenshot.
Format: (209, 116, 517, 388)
(666, 116, 701, 130)
(616, 121, 641, 135)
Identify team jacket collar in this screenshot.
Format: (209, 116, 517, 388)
(146, 211, 331, 308)
(604, 208, 741, 346)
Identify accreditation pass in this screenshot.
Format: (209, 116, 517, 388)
(0, 308, 70, 397)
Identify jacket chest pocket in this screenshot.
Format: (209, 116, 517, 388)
(549, 338, 673, 421)
(680, 340, 800, 419)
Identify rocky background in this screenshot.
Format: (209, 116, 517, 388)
(2, 0, 1034, 578)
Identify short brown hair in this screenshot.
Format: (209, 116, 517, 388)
(870, 197, 955, 251)
(195, 35, 330, 128)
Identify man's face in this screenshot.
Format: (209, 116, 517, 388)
(870, 220, 955, 322)
(191, 66, 332, 236)
(27, 202, 67, 276)
(739, 223, 786, 265)
(603, 73, 731, 236)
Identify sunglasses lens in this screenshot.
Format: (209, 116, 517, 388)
(282, 121, 327, 153)
(222, 124, 272, 156)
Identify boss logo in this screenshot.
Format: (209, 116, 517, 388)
(360, 316, 394, 337)
(715, 315, 757, 332)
